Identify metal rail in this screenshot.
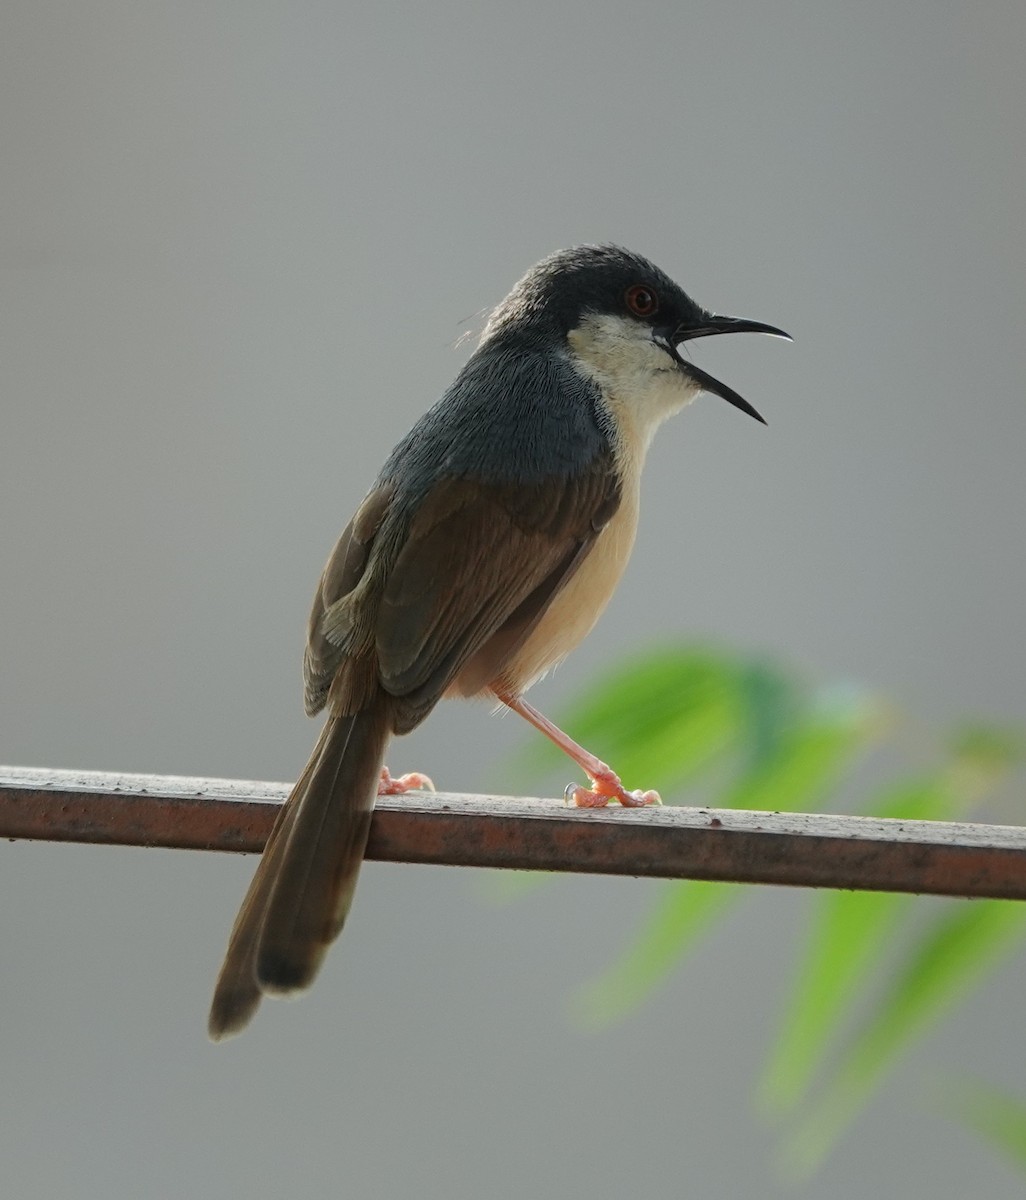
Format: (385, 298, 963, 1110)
(3, 765, 1025, 899)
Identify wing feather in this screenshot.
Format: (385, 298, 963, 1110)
(303, 448, 620, 734)
(376, 459, 619, 702)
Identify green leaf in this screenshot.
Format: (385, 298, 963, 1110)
(780, 899, 1026, 1178)
(571, 881, 736, 1029)
(760, 889, 910, 1118)
(724, 684, 880, 813)
(759, 777, 964, 1117)
(735, 658, 804, 770)
(938, 1078, 1026, 1174)
(948, 723, 1026, 775)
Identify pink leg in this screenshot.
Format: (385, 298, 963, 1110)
(493, 690, 661, 808)
(377, 767, 435, 796)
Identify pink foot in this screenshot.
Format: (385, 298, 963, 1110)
(563, 764, 661, 808)
(377, 767, 436, 796)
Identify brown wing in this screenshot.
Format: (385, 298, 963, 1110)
(376, 454, 620, 730)
(303, 484, 394, 716)
(304, 450, 620, 733)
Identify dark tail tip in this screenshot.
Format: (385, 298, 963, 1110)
(255, 948, 320, 996)
(208, 989, 262, 1042)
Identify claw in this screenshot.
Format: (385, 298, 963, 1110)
(564, 777, 662, 808)
(377, 767, 436, 796)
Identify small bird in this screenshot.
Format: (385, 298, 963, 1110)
(209, 244, 788, 1039)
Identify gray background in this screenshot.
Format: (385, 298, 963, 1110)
(2, 2, 1024, 1196)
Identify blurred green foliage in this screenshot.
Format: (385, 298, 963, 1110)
(508, 643, 1026, 1178)
(939, 1079, 1026, 1173)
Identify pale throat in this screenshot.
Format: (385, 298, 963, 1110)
(566, 312, 700, 474)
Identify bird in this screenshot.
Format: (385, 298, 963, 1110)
(208, 244, 789, 1039)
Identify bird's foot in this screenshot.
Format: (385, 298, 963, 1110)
(377, 767, 436, 796)
(564, 765, 661, 808)
(492, 689, 661, 808)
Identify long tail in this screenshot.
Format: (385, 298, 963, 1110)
(208, 699, 391, 1040)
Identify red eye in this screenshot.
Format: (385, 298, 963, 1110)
(625, 284, 659, 318)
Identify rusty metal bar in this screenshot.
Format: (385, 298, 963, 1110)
(2, 765, 1026, 900)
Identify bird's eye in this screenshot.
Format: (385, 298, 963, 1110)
(625, 284, 659, 318)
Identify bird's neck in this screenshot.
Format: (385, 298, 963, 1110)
(566, 313, 699, 475)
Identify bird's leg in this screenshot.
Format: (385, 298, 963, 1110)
(377, 767, 435, 796)
(493, 689, 661, 808)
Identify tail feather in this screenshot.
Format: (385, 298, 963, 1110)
(207, 795, 300, 1040)
(208, 700, 390, 1040)
(257, 703, 390, 992)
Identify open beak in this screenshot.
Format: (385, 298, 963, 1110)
(654, 314, 791, 426)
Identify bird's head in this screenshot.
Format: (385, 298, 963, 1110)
(483, 244, 789, 427)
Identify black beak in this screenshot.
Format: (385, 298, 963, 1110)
(654, 314, 791, 426)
